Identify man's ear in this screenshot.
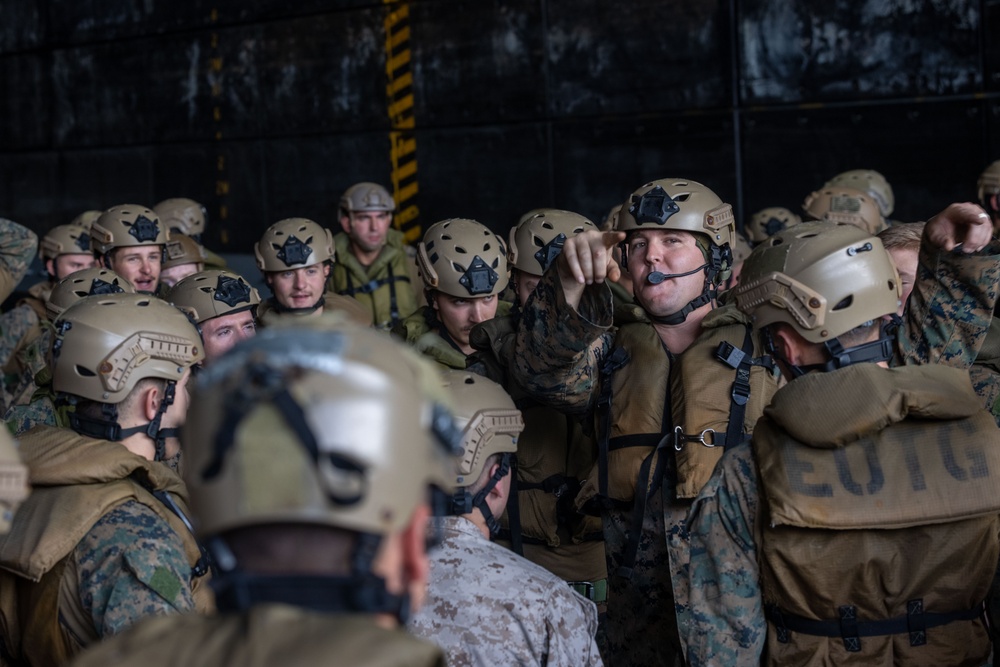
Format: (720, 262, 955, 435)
(141, 382, 162, 422)
(772, 324, 805, 367)
(401, 502, 431, 613)
(339, 214, 351, 234)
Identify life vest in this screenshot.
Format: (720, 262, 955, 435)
(0, 427, 212, 667)
(754, 364, 1000, 666)
(671, 304, 777, 498)
(328, 230, 421, 331)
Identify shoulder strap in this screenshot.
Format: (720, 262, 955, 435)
(596, 346, 630, 500)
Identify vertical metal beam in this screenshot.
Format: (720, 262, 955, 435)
(384, 1, 422, 243)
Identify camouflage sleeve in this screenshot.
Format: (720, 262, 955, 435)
(511, 267, 615, 414)
(0, 219, 38, 303)
(74, 500, 195, 638)
(684, 443, 765, 667)
(545, 588, 603, 666)
(896, 239, 1000, 368)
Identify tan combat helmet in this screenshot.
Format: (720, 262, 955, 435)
(735, 221, 900, 374)
(254, 218, 335, 272)
(0, 428, 29, 534)
(416, 218, 509, 297)
(508, 209, 597, 276)
(182, 319, 460, 618)
(977, 160, 1000, 213)
(167, 270, 260, 325)
(440, 370, 523, 535)
(91, 204, 168, 257)
(825, 169, 895, 218)
(68, 210, 102, 230)
(46, 267, 136, 320)
(40, 224, 92, 261)
(616, 178, 735, 272)
(340, 182, 396, 213)
(53, 294, 204, 458)
(162, 233, 208, 270)
(802, 186, 885, 234)
(153, 198, 207, 240)
(746, 207, 802, 244)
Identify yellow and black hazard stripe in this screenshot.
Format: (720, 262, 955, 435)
(383, 1, 422, 243)
(209, 8, 230, 246)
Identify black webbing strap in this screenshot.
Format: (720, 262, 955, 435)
(765, 600, 985, 651)
(506, 457, 524, 555)
(712, 324, 773, 450)
(144, 484, 213, 579)
(342, 266, 409, 328)
(596, 347, 630, 499)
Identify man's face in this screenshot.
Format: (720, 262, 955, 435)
(625, 229, 707, 318)
(109, 245, 162, 293)
(341, 210, 393, 256)
(514, 269, 542, 308)
(886, 246, 918, 316)
(432, 292, 498, 351)
(200, 310, 257, 362)
(160, 262, 203, 289)
(268, 263, 330, 310)
(48, 254, 96, 281)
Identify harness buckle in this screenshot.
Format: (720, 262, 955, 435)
(672, 425, 718, 451)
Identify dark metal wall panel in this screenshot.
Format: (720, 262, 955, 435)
(546, 0, 731, 116)
(409, 0, 546, 127)
(741, 100, 987, 224)
(739, 0, 981, 104)
(0, 54, 51, 150)
(0, 153, 59, 228)
(0, 0, 46, 53)
(551, 113, 736, 225)
(415, 123, 550, 235)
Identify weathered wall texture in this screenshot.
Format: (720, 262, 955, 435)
(0, 0, 997, 249)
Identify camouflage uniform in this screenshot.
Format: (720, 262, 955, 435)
(0, 304, 43, 409)
(328, 228, 425, 330)
(0, 426, 211, 666)
(408, 515, 602, 666)
(4, 378, 64, 436)
(685, 365, 998, 667)
(69, 606, 445, 667)
(0, 218, 39, 304)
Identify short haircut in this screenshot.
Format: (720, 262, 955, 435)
(878, 222, 925, 252)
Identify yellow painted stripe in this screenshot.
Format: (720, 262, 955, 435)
(397, 205, 420, 226)
(387, 50, 410, 74)
(398, 181, 419, 201)
(396, 158, 418, 181)
(389, 25, 410, 50)
(388, 95, 414, 119)
(395, 136, 417, 157)
(386, 71, 413, 97)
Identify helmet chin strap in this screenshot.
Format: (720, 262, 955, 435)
(765, 317, 900, 379)
(442, 452, 514, 538)
(67, 380, 178, 461)
(270, 293, 325, 316)
(642, 264, 718, 326)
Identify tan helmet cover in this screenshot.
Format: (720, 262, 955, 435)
(601, 205, 621, 232)
(825, 169, 894, 217)
(69, 210, 103, 230)
(46, 267, 136, 320)
(91, 204, 168, 254)
(731, 231, 753, 265)
(52, 293, 204, 403)
(734, 221, 901, 343)
(977, 160, 1000, 206)
(181, 318, 461, 538)
(167, 270, 261, 324)
(508, 209, 597, 276)
(40, 224, 93, 260)
(153, 198, 207, 237)
(417, 218, 509, 297)
(616, 178, 736, 250)
(440, 370, 523, 488)
(340, 182, 395, 213)
(746, 207, 802, 244)
(254, 218, 335, 272)
(0, 429, 29, 534)
(162, 233, 209, 270)
(802, 186, 884, 234)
